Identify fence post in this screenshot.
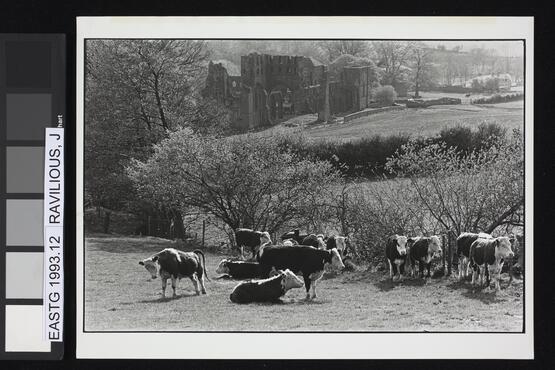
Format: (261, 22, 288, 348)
(442, 234, 447, 274)
(201, 220, 206, 248)
(447, 231, 454, 276)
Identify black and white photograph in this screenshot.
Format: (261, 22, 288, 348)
(76, 17, 533, 359)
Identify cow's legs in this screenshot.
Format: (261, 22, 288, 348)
(190, 275, 200, 295)
(426, 263, 432, 278)
(161, 277, 168, 298)
(458, 256, 465, 280)
(388, 259, 393, 280)
(471, 266, 478, 286)
(479, 266, 486, 287)
(309, 271, 324, 299)
(399, 262, 405, 280)
(171, 276, 177, 298)
(198, 273, 207, 295)
(303, 275, 312, 300)
(419, 261, 425, 278)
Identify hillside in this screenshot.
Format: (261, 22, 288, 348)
(256, 101, 524, 142)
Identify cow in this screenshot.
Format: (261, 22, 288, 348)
(456, 232, 493, 280)
(325, 235, 348, 255)
(408, 236, 442, 278)
(229, 269, 304, 304)
(215, 259, 270, 280)
(139, 248, 209, 298)
(385, 235, 409, 281)
(282, 239, 298, 247)
(469, 236, 514, 290)
(280, 229, 309, 244)
(301, 234, 327, 249)
(257, 245, 344, 300)
(235, 228, 272, 259)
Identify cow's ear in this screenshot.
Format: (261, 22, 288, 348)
(139, 261, 144, 265)
(152, 256, 159, 262)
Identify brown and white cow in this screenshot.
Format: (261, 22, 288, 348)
(456, 232, 493, 280)
(385, 235, 409, 281)
(469, 236, 514, 290)
(235, 228, 272, 259)
(139, 248, 209, 298)
(408, 236, 442, 278)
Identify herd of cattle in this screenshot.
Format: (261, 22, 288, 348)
(138, 228, 520, 305)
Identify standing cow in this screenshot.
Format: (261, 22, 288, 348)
(408, 236, 442, 278)
(301, 234, 327, 249)
(325, 235, 348, 255)
(139, 248, 209, 298)
(469, 236, 514, 290)
(385, 235, 409, 281)
(280, 229, 309, 244)
(456, 232, 493, 280)
(235, 228, 272, 259)
(229, 269, 304, 304)
(257, 245, 344, 300)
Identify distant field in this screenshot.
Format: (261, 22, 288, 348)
(258, 101, 523, 142)
(85, 235, 523, 332)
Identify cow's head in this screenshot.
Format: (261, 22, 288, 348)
(428, 235, 442, 258)
(395, 235, 408, 256)
(259, 231, 272, 246)
(215, 259, 230, 275)
(280, 269, 304, 291)
(282, 239, 294, 247)
(333, 235, 347, 253)
(494, 237, 514, 262)
(329, 248, 345, 270)
(316, 234, 326, 249)
(139, 255, 159, 279)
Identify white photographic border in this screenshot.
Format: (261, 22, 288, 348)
(76, 16, 534, 359)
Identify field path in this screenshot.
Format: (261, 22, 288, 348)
(84, 235, 523, 332)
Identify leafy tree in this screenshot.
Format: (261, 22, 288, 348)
(385, 129, 524, 235)
(318, 41, 370, 62)
(372, 41, 412, 91)
(127, 131, 341, 237)
(373, 85, 397, 105)
(408, 43, 436, 97)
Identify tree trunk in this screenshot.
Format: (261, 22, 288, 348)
(153, 73, 168, 130)
(103, 210, 111, 234)
(170, 209, 186, 240)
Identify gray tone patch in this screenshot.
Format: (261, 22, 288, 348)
(5, 41, 52, 88)
(6, 94, 52, 140)
(6, 199, 43, 246)
(6, 147, 44, 193)
(6, 252, 43, 299)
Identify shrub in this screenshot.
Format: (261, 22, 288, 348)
(373, 85, 397, 106)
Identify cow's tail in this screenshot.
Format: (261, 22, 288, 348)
(193, 249, 211, 281)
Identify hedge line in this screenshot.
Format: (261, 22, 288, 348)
(278, 122, 507, 178)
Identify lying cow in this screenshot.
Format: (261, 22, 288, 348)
(257, 245, 344, 300)
(385, 235, 409, 281)
(456, 232, 492, 280)
(235, 228, 272, 259)
(215, 259, 270, 279)
(301, 234, 326, 249)
(229, 269, 304, 304)
(408, 236, 442, 278)
(139, 248, 209, 298)
(280, 229, 309, 244)
(469, 236, 514, 290)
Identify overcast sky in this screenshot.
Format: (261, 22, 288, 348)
(424, 41, 524, 57)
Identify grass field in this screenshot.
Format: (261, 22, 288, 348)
(85, 235, 523, 332)
(259, 101, 523, 142)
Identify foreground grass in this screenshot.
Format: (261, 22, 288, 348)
(85, 235, 523, 332)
